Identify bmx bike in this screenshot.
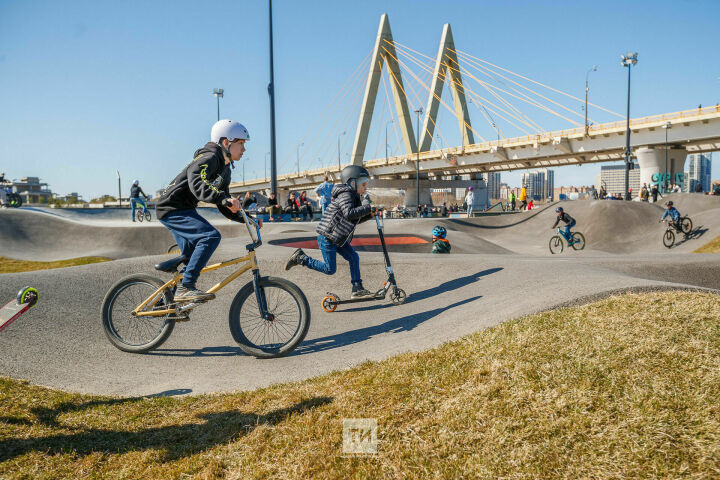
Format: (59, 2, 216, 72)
(1, 184, 22, 208)
(102, 209, 310, 358)
(134, 198, 152, 222)
(549, 228, 585, 254)
(661, 216, 693, 248)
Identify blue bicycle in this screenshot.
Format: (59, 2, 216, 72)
(133, 197, 152, 222)
(549, 228, 585, 254)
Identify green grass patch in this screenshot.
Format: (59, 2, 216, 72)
(0, 256, 111, 274)
(1, 291, 720, 478)
(694, 234, 720, 253)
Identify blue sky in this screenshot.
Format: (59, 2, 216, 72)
(1, 0, 718, 199)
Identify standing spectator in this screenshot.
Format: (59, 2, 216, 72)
(441, 202, 448, 217)
(518, 185, 528, 211)
(694, 182, 703, 193)
(640, 183, 649, 202)
(267, 192, 280, 221)
(464, 187, 475, 217)
(651, 184, 661, 203)
(0, 172, 6, 206)
(299, 190, 313, 221)
(599, 186, 607, 199)
(285, 192, 300, 221)
(510, 191, 516, 211)
(315, 175, 334, 215)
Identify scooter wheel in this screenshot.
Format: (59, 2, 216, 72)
(321, 294, 339, 313)
(390, 288, 407, 306)
(17, 287, 39, 308)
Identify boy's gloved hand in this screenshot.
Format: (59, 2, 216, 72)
(362, 193, 372, 206)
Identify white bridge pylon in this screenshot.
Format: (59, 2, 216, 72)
(351, 14, 474, 165)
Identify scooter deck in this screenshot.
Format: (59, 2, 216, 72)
(0, 300, 31, 333)
(332, 294, 387, 305)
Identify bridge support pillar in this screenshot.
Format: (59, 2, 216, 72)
(636, 146, 687, 194)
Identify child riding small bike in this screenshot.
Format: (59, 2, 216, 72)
(552, 206, 576, 244)
(660, 201, 682, 230)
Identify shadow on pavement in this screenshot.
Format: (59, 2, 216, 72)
(148, 345, 246, 357)
(293, 295, 482, 356)
(0, 396, 332, 462)
(341, 267, 503, 313)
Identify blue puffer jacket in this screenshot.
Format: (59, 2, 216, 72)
(316, 184, 372, 246)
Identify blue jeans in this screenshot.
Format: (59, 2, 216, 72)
(562, 220, 576, 241)
(304, 234, 362, 285)
(159, 209, 221, 288)
(131, 198, 147, 220)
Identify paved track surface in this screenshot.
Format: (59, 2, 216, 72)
(0, 193, 718, 396)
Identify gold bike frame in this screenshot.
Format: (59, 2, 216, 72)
(132, 209, 260, 318)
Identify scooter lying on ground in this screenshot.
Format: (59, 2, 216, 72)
(321, 210, 407, 312)
(0, 287, 39, 332)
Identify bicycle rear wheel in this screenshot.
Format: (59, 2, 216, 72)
(571, 232, 586, 250)
(102, 274, 175, 353)
(228, 276, 310, 358)
(663, 230, 675, 248)
(144, 211, 152, 222)
(681, 217, 692, 234)
(136, 210, 144, 222)
(549, 235, 564, 254)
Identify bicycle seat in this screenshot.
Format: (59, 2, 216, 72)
(155, 256, 188, 273)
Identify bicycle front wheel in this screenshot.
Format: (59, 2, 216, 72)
(571, 232, 586, 250)
(144, 211, 152, 222)
(102, 274, 176, 353)
(663, 229, 675, 248)
(228, 276, 310, 358)
(136, 210, 144, 222)
(549, 235, 564, 254)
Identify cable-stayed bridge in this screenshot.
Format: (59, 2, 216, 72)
(230, 14, 720, 204)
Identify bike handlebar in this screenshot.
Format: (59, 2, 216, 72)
(238, 208, 262, 250)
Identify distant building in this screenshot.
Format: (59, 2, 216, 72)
(684, 153, 712, 192)
(11, 177, 53, 205)
(486, 172, 501, 200)
(499, 182, 510, 200)
(521, 168, 554, 201)
(599, 163, 640, 197)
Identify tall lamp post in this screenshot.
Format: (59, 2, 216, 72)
(116, 170, 121, 206)
(414, 106, 423, 208)
(268, 0, 278, 196)
(337, 131, 346, 170)
(213, 88, 224, 121)
(296, 142, 304, 176)
(585, 65, 597, 136)
(662, 122, 672, 193)
(385, 120, 393, 164)
(621, 52, 638, 201)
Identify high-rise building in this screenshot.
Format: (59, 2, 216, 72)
(486, 172, 501, 200)
(684, 153, 712, 192)
(544, 168, 555, 201)
(521, 168, 554, 200)
(599, 163, 640, 197)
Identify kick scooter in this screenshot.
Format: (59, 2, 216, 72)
(321, 210, 407, 312)
(0, 287, 39, 333)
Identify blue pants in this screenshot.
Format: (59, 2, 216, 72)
(131, 198, 147, 220)
(304, 234, 362, 285)
(562, 220, 576, 241)
(159, 209, 221, 288)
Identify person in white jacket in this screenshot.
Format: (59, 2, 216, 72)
(464, 186, 475, 217)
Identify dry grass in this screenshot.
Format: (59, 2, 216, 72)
(694, 234, 720, 253)
(0, 256, 110, 274)
(1, 291, 720, 479)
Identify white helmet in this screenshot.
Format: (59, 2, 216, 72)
(133, 179, 139, 185)
(211, 120, 250, 144)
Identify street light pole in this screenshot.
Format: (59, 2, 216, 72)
(621, 52, 638, 201)
(337, 131, 346, 170)
(662, 122, 672, 193)
(268, 0, 278, 197)
(116, 170, 121, 206)
(585, 65, 597, 136)
(414, 106, 423, 208)
(213, 88, 224, 121)
(385, 120, 393, 164)
(296, 142, 304, 176)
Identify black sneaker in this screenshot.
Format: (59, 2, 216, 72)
(351, 284, 373, 298)
(174, 286, 215, 303)
(285, 248, 308, 271)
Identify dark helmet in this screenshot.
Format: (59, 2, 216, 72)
(340, 165, 370, 190)
(432, 225, 447, 238)
(555, 206, 564, 213)
(665, 200, 673, 207)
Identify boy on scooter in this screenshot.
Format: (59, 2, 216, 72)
(285, 165, 375, 298)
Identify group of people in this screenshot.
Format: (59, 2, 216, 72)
(262, 190, 314, 222)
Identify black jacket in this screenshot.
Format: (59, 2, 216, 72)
(130, 184, 147, 199)
(316, 184, 372, 246)
(552, 212, 575, 228)
(155, 142, 244, 223)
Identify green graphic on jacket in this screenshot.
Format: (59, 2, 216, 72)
(432, 239, 451, 254)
